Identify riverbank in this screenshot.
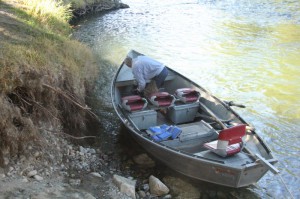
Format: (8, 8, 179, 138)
(0, 0, 131, 198)
(1, 1, 181, 198)
(0, 0, 100, 169)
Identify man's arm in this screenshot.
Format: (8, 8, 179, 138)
(132, 67, 146, 91)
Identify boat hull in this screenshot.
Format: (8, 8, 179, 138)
(111, 50, 278, 188)
(125, 123, 271, 188)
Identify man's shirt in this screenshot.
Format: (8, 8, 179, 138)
(132, 55, 165, 91)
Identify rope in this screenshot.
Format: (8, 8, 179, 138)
(277, 165, 295, 199)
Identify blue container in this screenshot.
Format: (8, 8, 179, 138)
(169, 126, 182, 139)
(157, 131, 172, 140)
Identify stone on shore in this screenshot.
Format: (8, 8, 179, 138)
(163, 176, 201, 198)
(27, 170, 38, 178)
(132, 153, 155, 168)
(112, 174, 136, 199)
(149, 175, 169, 196)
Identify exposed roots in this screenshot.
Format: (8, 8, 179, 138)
(42, 83, 98, 119)
(0, 68, 97, 167)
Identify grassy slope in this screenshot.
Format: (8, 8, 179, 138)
(0, 0, 99, 166)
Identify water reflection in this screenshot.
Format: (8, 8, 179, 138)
(73, 0, 300, 198)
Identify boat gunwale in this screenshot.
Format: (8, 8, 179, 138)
(110, 50, 278, 187)
(112, 56, 274, 155)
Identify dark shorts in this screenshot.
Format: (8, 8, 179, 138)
(153, 67, 168, 88)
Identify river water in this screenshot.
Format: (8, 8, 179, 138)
(73, 0, 300, 198)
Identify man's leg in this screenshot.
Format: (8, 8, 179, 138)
(144, 81, 158, 98)
(153, 67, 168, 88)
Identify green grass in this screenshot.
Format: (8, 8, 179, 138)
(16, 0, 72, 35)
(1, 0, 98, 90)
(0, 0, 99, 162)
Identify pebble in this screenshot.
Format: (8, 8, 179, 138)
(21, 177, 28, 183)
(34, 152, 40, 157)
(34, 175, 43, 181)
(27, 170, 38, 177)
(4, 157, 9, 165)
(90, 172, 102, 178)
(79, 146, 86, 153)
(142, 184, 149, 192)
(9, 167, 14, 172)
(89, 149, 96, 154)
(100, 171, 105, 176)
(137, 190, 146, 198)
(69, 179, 81, 186)
(149, 175, 169, 196)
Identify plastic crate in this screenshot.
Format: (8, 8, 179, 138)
(167, 102, 199, 124)
(129, 110, 157, 130)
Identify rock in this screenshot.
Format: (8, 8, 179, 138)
(112, 174, 136, 199)
(79, 146, 86, 153)
(100, 171, 105, 176)
(20, 155, 26, 162)
(149, 175, 169, 196)
(142, 184, 149, 192)
(8, 166, 14, 172)
(119, 3, 130, 9)
(88, 148, 96, 154)
(27, 170, 38, 177)
(3, 157, 9, 165)
(34, 175, 43, 181)
(163, 176, 200, 198)
(89, 172, 102, 178)
(21, 177, 28, 183)
(137, 190, 146, 198)
(69, 179, 81, 186)
(34, 151, 40, 158)
(163, 194, 172, 199)
(132, 153, 155, 168)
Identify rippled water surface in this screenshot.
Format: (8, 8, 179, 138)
(73, 0, 300, 198)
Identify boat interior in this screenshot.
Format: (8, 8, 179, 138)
(114, 56, 273, 165)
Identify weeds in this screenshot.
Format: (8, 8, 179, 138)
(16, 0, 72, 35)
(0, 0, 99, 166)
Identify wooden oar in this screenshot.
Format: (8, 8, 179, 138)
(255, 153, 280, 174)
(224, 100, 246, 108)
(198, 102, 227, 129)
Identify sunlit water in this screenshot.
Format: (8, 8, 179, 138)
(73, 0, 300, 198)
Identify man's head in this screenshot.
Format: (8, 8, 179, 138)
(124, 57, 132, 68)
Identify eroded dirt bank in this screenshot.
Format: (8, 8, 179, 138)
(0, 0, 131, 198)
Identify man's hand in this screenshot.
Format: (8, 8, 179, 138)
(132, 88, 139, 95)
(132, 88, 144, 97)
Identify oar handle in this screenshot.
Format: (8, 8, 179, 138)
(225, 101, 246, 108)
(255, 153, 280, 174)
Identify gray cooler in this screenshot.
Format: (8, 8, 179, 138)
(129, 110, 157, 130)
(167, 102, 199, 124)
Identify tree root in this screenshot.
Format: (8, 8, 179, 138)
(42, 83, 99, 120)
(41, 128, 97, 140)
